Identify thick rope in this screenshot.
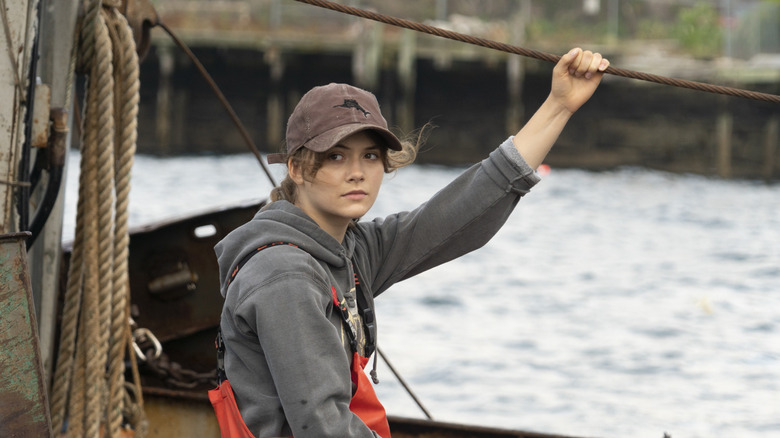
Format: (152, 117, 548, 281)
(106, 7, 140, 437)
(85, 8, 114, 438)
(66, 24, 103, 431)
(49, 0, 103, 430)
(50, 1, 143, 436)
(293, 0, 780, 104)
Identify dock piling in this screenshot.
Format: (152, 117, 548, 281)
(763, 115, 778, 180)
(716, 110, 733, 178)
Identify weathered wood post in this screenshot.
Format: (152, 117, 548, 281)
(716, 111, 733, 178)
(506, 0, 530, 135)
(353, 16, 383, 91)
(266, 47, 285, 150)
(763, 114, 778, 180)
(397, 28, 417, 135)
(156, 43, 174, 153)
(433, 0, 451, 70)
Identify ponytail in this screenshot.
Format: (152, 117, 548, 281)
(269, 175, 298, 203)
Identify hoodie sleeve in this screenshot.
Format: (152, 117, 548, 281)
(356, 137, 541, 295)
(224, 250, 378, 438)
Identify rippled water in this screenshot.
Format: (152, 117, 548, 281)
(64, 151, 780, 438)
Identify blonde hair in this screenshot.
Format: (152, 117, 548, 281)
(269, 128, 426, 204)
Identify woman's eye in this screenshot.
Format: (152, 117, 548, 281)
(365, 152, 379, 160)
(328, 153, 344, 161)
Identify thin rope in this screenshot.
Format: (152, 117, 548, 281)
(376, 347, 435, 420)
(157, 21, 278, 186)
(293, 0, 780, 105)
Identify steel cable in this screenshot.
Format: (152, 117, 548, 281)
(293, 0, 780, 105)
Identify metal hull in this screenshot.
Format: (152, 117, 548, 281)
(143, 392, 581, 438)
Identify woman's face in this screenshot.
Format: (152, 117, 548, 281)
(291, 131, 385, 240)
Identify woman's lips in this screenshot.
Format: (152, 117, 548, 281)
(343, 190, 367, 200)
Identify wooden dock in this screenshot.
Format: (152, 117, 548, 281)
(131, 0, 780, 179)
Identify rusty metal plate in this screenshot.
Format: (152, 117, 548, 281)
(0, 232, 52, 437)
(126, 199, 263, 343)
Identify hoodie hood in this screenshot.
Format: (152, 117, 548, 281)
(215, 201, 354, 297)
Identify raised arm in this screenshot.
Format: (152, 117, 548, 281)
(512, 48, 609, 169)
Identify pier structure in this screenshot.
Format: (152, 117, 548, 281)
(136, 0, 779, 179)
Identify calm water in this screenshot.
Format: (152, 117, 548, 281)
(64, 151, 780, 438)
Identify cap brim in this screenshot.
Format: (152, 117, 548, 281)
(268, 123, 402, 165)
(307, 123, 402, 153)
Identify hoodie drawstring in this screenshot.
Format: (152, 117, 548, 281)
(370, 354, 379, 384)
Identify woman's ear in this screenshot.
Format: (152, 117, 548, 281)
(288, 158, 305, 185)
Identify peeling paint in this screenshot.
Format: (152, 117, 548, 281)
(0, 233, 51, 436)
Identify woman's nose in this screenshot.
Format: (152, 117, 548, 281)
(347, 159, 365, 182)
(348, 166, 365, 181)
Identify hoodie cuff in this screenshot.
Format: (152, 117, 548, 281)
(483, 137, 541, 196)
(500, 136, 535, 172)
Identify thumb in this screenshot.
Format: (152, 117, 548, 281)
(555, 47, 581, 76)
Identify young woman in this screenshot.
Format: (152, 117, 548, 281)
(214, 48, 609, 438)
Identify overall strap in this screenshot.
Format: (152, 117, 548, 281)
(353, 271, 376, 358)
(331, 286, 360, 354)
(226, 242, 299, 288)
(215, 327, 227, 384)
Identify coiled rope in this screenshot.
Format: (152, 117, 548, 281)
(49, 0, 145, 437)
(293, 0, 779, 105)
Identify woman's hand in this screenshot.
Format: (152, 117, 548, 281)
(511, 48, 609, 168)
(550, 48, 609, 114)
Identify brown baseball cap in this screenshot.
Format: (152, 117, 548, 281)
(267, 83, 403, 164)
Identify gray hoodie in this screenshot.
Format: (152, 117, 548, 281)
(215, 138, 540, 438)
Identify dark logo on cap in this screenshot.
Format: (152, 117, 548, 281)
(334, 99, 370, 118)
